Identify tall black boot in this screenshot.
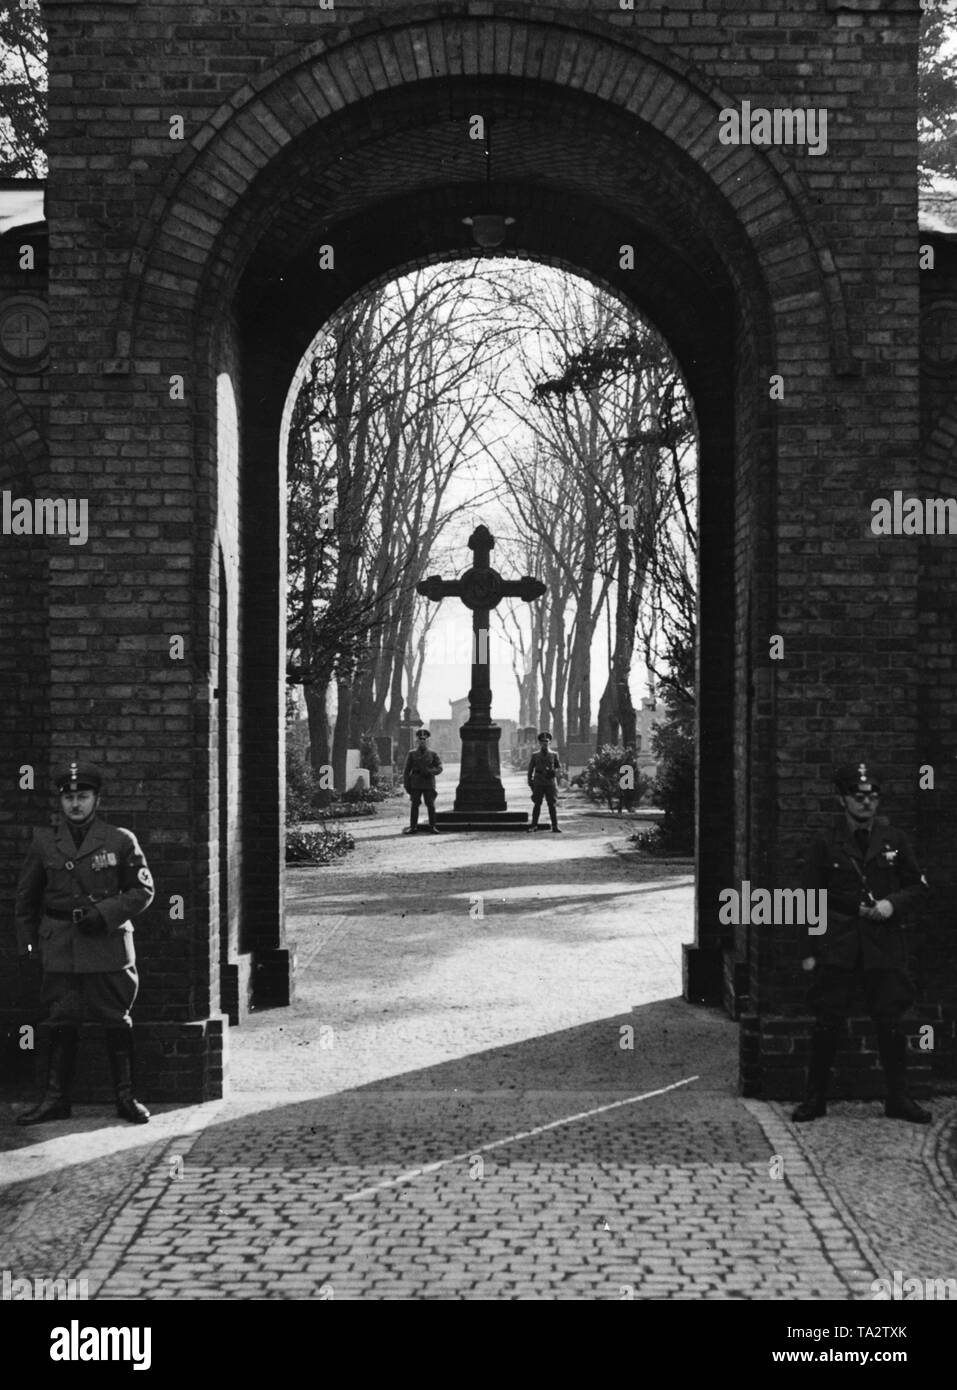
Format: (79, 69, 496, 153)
(877, 1025, 931, 1124)
(548, 802, 561, 832)
(791, 1027, 838, 1122)
(105, 1028, 150, 1124)
(16, 1025, 78, 1126)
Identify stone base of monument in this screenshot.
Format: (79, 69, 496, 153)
(434, 810, 530, 830)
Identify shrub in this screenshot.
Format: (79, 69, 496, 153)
(581, 744, 651, 811)
(341, 784, 388, 804)
(285, 825, 355, 865)
(313, 803, 376, 821)
(286, 742, 330, 822)
(649, 695, 695, 854)
(628, 825, 692, 858)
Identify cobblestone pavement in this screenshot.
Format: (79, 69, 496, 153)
(2, 772, 955, 1300)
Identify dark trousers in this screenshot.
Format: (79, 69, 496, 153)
(808, 964, 914, 1030)
(530, 786, 558, 828)
(802, 964, 921, 1106)
(41, 966, 139, 1028)
(409, 789, 437, 828)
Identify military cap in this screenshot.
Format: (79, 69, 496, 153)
(55, 760, 102, 794)
(834, 761, 881, 796)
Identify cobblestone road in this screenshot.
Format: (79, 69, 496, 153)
(2, 772, 955, 1300)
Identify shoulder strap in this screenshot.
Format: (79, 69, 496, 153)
(59, 848, 99, 905)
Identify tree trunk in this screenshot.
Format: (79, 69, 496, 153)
(332, 676, 353, 789)
(350, 661, 376, 741)
(305, 679, 332, 779)
(565, 566, 594, 741)
(609, 539, 638, 750)
(553, 650, 567, 749)
(538, 603, 557, 732)
(525, 608, 542, 728)
(596, 672, 618, 747)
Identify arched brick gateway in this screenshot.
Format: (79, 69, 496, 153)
(0, 381, 50, 833)
(17, 0, 942, 1100)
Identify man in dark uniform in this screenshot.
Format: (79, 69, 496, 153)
(527, 732, 562, 833)
(793, 761, 931, 1125)
(13, 760, 155, 1126)
(402, 729, 443, 834)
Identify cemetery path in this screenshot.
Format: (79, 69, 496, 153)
(2, 774, 956, 1301)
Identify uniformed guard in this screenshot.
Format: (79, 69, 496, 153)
(402, 729, 443, 834)
(527, 732, 562, 832)
(13, 760, 155, 1126)
(793, 761, 931, 1125)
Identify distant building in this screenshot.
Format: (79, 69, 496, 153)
(428, 699, 515, 760)
(637, 697, 666, 779)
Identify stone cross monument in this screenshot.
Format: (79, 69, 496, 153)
(417, 525, 545, 824)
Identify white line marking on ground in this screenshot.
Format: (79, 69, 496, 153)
(340, 1075, 700, 1204)
(296, 915, 348, 973)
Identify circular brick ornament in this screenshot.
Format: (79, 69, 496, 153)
(0, 296, 49, 373)
(921, 300, 957, 377)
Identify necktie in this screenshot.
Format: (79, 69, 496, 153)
(854, 828, 869, 858)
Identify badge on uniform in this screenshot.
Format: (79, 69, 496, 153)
(881, 845, 898, 866)
(91, 851, 118, 871)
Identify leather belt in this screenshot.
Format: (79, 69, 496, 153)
(44, 907, 86, 923)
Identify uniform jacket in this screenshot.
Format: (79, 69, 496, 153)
(403, 747, 443, 793)
(801, 815, 928, 971)
(14, 816, 155, 974)
(528, 750, 561, 789)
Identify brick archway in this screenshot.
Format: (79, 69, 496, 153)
(121, 14, 851, 370)
(0, 383, 50, 838)
(128, 17, 851, 1024)
(0, 379, 49, 1102)
(31, 2, 925, 1101)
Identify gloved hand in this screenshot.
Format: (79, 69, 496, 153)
(17, 949, 42, 977)
(76, 906, 108, 935)
(862, 899, 894, 922)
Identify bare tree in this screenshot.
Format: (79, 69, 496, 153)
(286, 264, 517, 788)
(493, 277, 696, 750)
(0, 0, 46, 177)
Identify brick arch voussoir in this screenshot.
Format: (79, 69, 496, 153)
(124, 12, 850, 371)
(924, 402, 957, 482)
(0, 381, 46, 477)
